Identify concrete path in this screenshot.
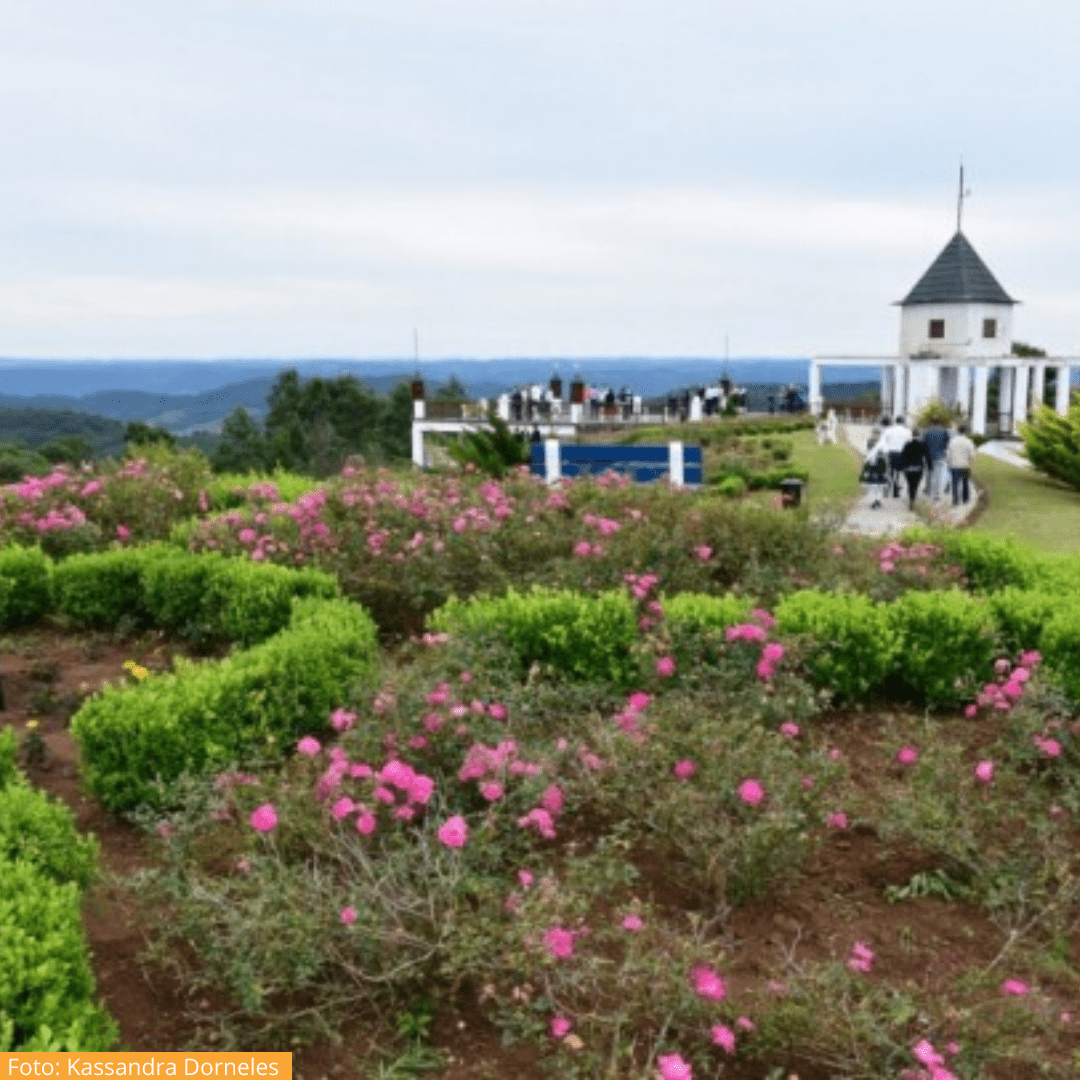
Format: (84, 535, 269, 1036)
(838, 424, 981, 537)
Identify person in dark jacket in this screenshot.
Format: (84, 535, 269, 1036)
(898, 428, 931, 510)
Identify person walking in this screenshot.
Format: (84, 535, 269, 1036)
(898, 427, 931, 511)
(947, 423, 977, 506)
(879, 416, 912, 498)
(921, 420, 951, 501)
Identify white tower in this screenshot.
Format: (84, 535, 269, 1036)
(896, 229, 1017, 424)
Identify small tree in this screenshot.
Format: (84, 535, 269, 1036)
(124, 421, 177, 450)
(1019, 398, 1080, 491)
(212, 406, 271, 475)
(445, 413, 531, 478)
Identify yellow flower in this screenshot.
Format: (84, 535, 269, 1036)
(25, 720, 39, 731)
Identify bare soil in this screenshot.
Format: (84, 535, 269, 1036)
(2, 625, 1077, 1079)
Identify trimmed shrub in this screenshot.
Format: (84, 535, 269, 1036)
(430, 586, 639, 686)
(664, 592, 751, 633)
(0, 859, 117, 1051)
(986, 588, 1061, 656)
(0, 780, 99, 890)
(888, 589, 996, 708)
(71, 596, 380, 811)
(775, 590, 898, 700)
(51, 548, 149, 629)
(0, 544, 52, 629)
(0, 727, 16, 789)
(934, 532, 1039, 593)
(141, 546, 340, 649)
(715, 475, 747, 498)
(1038, 604, 1080, 703)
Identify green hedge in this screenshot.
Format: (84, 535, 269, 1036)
(888, 589, 996, 708)
(775, 591, 898, 701)
(0, 731, 116, 1051)
(50, 542, 339, 646)
(430, 586, 639, 686)
(72, 596, 380, 811)
(140, 544, 340, 648)
(0, 781, 99, 891)
(663, 592, 751, 632)
(0, 544, 52, 629)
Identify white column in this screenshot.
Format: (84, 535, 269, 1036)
(690, 395, 703, 422)
(1031, 364, 1045, 409)
(808, 361, 823, 416)
(1015, 363, 1030, 424)
(880, 365, 891, 418)
(497, 394, 510, 421)
(956, 365, 971, 418)
(890, 363, 902, 419)
(1057, 366, 1072, 416)
(543, 438, 561, 484)
(411, 424, 425, 468)
(669, 441, 684, 487)
(413, 399, 425, 420)
(570, 402, 583, 424)
(998, 366, 1015, 435)
(478, 397, 488, 415)
(972, 366, 988, 436)
(632, 394, 642, 416)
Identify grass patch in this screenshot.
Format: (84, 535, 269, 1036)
(971, 454, 1080, 554)
(744, 429, 862, 514)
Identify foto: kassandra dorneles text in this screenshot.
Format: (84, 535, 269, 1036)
(7, 1062, 280, 1077)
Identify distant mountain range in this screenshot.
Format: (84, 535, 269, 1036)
(0, 358, 882, 436)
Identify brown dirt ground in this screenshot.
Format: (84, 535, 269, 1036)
(2, 625, 1078, 1079)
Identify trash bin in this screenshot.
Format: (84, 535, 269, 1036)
(779, 478, 804, 509)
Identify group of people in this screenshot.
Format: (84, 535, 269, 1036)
(862, 416, 977, 511)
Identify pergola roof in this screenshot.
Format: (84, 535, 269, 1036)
(899, 231, 1016, 306)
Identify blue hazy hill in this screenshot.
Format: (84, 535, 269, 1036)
(0, 358, 881, 436)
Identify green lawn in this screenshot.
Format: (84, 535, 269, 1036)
(742, 429, 862, 514)
(971, 453, 1080, 553)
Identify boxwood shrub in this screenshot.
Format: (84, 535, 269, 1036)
(430, 586, 639, 686)
(775, 590, 898, 700)
(663, 592, 752, 633)
(0, 543, 52, 629)
(72, 596, 380, 811)
(887, 589, 996, 708)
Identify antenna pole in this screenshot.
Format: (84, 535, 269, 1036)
(957, 162, 964, 232)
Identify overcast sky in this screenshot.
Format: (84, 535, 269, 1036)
(2, 0, 1079, 361)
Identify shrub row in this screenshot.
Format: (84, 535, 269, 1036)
(0, 541, 340, 647)
(71, 596, 380, 812)
(0, 728, 116, 1051)
(433, 584, 1059, 708)
(430, 586, 641, 687)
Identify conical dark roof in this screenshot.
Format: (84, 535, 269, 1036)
(899, 231, 1015, 306)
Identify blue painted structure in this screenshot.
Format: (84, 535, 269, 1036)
(529, 443, 702, 484)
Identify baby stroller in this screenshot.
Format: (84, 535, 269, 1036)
(858, 450, 889, 509)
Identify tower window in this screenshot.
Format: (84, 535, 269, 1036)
(929, 319, 945, 339)
(983, 318, 997, 339)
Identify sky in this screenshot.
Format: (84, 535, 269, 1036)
(2, 0, 1079, 362)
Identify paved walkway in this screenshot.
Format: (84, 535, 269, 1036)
(838, 424, 982, 537)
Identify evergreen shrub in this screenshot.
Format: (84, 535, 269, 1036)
(0, 544, 52, 629)
(0, 859, 117, 1051)
(1038, 606, 1080, 703)
(888, 590, 995, 708)
(663, 592, 751, 632)
(0, 780, 99, 890)
(71, 597, 380, 811)
(51, 548, 150, 629)
(430, 586, 639, 686)
(775, 590, 897, 700)
(986, 588, 1062, 655)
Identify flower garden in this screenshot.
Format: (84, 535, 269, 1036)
(1, 444, 1079, 1078)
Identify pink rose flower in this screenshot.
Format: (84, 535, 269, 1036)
(437, 815, 469, 849)
(249, 803, 278, 833)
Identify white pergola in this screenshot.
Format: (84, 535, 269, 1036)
(809, 356, 1078, 435)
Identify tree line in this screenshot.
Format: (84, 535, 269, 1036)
(0, 370, 416, 482)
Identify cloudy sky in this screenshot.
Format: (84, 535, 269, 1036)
(2, 0, 1078, 361)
